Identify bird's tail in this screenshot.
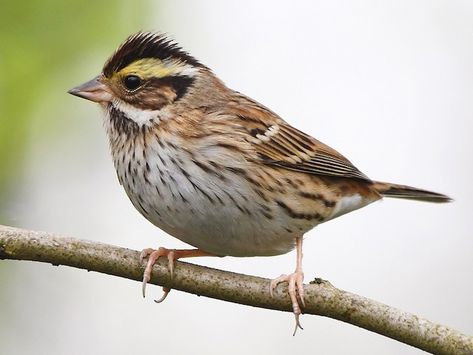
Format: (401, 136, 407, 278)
(371, 181, 452, 203)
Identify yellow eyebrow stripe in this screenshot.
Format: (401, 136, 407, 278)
(116, 58, 186, 79)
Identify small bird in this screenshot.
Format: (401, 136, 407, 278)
(69, 31, 450, 333)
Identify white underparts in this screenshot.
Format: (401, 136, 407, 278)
(328, 194, 370, 220)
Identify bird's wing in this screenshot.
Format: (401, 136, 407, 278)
(228, 96, 371, 182)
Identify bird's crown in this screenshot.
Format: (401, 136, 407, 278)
(103, 31, 205, 79)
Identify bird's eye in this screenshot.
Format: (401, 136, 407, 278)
(123, 75, 142, 91)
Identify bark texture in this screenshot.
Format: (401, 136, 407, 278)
(1, 224, 472, 354)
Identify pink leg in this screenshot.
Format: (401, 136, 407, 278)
(270, 237, 305, 335)
(140, 247, 214, 303)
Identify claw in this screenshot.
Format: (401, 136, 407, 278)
(142, 274, 150, 298)
(293, 313, 304, 336)
(167, 250, 175, 278)
(141, 248, 164, 298)
(154, 288, 170, 303)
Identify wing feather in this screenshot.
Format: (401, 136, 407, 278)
(228, 96, 371, 181)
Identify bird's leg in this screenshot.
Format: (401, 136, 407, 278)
(140, 247, 214, 303)
(270, 237, 305, 335)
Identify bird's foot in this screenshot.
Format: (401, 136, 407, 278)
(270, 268, 305, 335)
(140, 247, 213, 303)
(140, 247, 177, 303)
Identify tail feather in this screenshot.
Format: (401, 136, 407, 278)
(372, 181, 452, 203)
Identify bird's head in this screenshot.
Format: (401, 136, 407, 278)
(69, 31, 210, 127)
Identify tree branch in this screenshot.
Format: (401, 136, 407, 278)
(0, 224, 471, 354)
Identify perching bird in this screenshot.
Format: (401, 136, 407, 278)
(68, 31, 451, 333)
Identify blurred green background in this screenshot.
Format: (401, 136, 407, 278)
(0, 0, 152, 212)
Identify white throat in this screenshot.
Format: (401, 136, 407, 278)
(111, 99, 162, 125)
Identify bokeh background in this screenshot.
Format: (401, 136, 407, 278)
(1, 1, 472, 354)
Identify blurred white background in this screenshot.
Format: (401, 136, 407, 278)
(1, 1, 472, 354)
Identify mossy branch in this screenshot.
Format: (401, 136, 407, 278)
(0, 224, 471, 354)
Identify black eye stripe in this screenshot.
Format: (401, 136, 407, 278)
(147, 75, 195, 101)
(123, 75, 142, 91)
(116, 75, 196, 110)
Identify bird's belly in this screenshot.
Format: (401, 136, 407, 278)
(115, 148, 309, 257)
(146, 200, 298, 257)
(126, 182, 299, 257)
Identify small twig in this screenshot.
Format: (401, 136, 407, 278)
(0, 224, 471, 354)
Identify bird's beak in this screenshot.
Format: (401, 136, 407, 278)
(68, 75, 113, 103)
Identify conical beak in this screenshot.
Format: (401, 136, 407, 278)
(68, 75, 113, 103)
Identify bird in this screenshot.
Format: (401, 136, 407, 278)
(68, 31, 451, 333)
